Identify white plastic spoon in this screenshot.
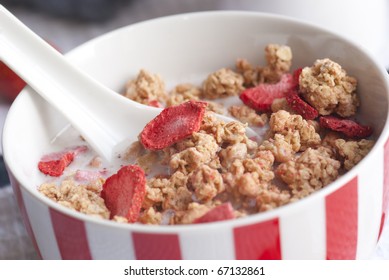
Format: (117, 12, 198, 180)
(0, 5, 256, 161)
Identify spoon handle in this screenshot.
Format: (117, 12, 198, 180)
(0, 5, 159, 161)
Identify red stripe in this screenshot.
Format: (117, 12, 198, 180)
(381, 138, 389, 238)
(132, 232, 182, 260)
(325, 176, 358, 260)
(379, 213, 386, 240)
(50, 208, 92, 260)
(234, 218, 281, 260)
(8, 173, 42, 259)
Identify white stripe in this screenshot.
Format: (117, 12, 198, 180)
(179, 226, 235, 259)
(85, 222, 135, 259)
(356, 151, 383, 259)
(280, 198, 326, 259)
(22, 189, 61, 260)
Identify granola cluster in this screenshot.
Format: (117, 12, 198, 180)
(276, 147, 341, 198)
(39, 178, 110, 219)
(124, 69, 167, 107)
(268, 110, 321, 152)
(229, 105, 268, 127)
(38, 43, 375, 226)
(332, 138, 374, 170)
(202, 68, 245, 99)
(236, 44, 292, 86)
(299, 58, 359, 117)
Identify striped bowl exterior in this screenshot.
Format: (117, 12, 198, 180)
(8, 138, 387, 260)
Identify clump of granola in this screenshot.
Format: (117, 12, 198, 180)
(299, 58, 359, 117)
(166, 83, 202, 107)
(219, 142, 248, 169)
(259, 134, 294, 163)
(236, 59, 260, 87)
(260, 44, 293, 83)
(166, 83, 225, 114)
(39, 179, 109, 219)
(202, 68, 244, 99)
(169, 132, 219, 174)
(189, 165, 224, 202)
(269, 110, 321, 151)
(236, 44, 292, 86)
(229, 105, 268, 127)
(276, 147, 341, 199)
(144, 171, 191, 213)
(256, 185, 291, 212)
(333, 139, 375, 170)
(138, 207, 162, 225)
(179, 203, 212, 224)
(125, 69, 167, 107)
(223, 151, 275, 198)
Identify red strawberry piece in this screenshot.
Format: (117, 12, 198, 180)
(286, 90, 318, 120)
(140, 100, 207, 150)
(0, 61, 26, 102)
(239, 73, 295, 111)
(38, 145, 88, 177)
(319, 116, 373, 138)
(101, 165, 146, 222)
(293, 67, 303, 89)
(194, 202, 235, 224)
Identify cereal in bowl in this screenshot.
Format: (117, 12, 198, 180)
(37, 43, 375, 225)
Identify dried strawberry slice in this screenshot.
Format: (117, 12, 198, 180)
(38, 145, 87, 177)
(140, 100, 207, 150)
(293, 67, 302, 89)
(194, 202, 235, 224)
(286, 90, 318, 120)
(101, 165, 146, 222)
(239, 73, 295, 111)
(319, 116, 373, 138)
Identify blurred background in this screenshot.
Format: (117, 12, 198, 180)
(2, 0, 389, 60)
(0, 0, 388, 259)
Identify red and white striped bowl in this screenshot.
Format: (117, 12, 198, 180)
(3, 12, 389, 259)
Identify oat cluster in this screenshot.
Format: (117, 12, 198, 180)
(236, 44, 292, 86)
(39, 178, 109, 219)
(299, 58, 359, 117)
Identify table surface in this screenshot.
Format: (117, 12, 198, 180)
(0, 0, 388, 260)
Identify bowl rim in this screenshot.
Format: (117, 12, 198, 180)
(3, 10, 389, 233)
